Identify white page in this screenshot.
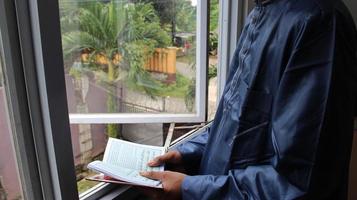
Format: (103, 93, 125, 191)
(88, 161, 162, 188)
(88, 138, 165, 187)
(103, 138, 165, 172)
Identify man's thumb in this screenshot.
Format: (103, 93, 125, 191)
(148, 154, 169, 166)
(140, 171, 164, 180)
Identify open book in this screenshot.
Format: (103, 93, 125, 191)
(87, 138, 165, 188)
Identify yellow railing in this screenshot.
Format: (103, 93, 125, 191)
(144, 47, 177, 75)
(80, 47, 177, 76)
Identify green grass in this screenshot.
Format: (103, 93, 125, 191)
(155, 73, 191, 97)
(77, 178, 100, 194)
(176, 56, 192, 64)
(127, 72, 192, 99)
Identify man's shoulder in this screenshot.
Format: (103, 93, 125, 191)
(284, 0, 335, 16)
(275, 0, 335, 47)
(282, 0, 335, 26)
(311, 0, 335, 13)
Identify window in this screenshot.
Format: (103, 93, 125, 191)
(57, 0, 212, 196)
(2, 0, 357, 199)
(0, 0, 246, 199)
(59, 0, 208, 124)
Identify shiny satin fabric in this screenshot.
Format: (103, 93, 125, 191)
(176, 0, 357, 199)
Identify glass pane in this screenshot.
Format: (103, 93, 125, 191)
(59, 0, 198, 115)
(71, 123, 164, 195)
(208, 0, 219, 121)
(0, 36, 23, 199)
(58, 0, 204, 196)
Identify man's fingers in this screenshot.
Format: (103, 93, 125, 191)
(140, 171, 165, 180)
(147, 156, 164, 166)
(148, 153, 173, 166)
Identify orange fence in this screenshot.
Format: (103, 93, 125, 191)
(145, 47, 177, 75)
(81, 47, 177, 76)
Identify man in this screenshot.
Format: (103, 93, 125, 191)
(140, 0, 357, 199)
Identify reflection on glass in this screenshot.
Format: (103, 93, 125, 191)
(59, 0, 197, 116)
(59, 0, 198, 194)
(0, 37, 23, 199)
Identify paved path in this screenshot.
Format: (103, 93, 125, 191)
(176, 61, 195, 79)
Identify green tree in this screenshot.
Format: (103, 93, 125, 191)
(133, 0, 176, 33)
(134, 0, 196, 41)
(62, 1, 127, 139)
(210, 0, 219, 32)
(61, 1, 170, 138)
(175, 0, 196, 33)
(209, 0, 219, 55)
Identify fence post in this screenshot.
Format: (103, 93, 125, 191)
(166, 47, 177, 83)
(144, 47, 177, 83)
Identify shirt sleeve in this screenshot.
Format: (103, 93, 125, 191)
(180, 9, 336, 200)
(175, 126, 210, 174)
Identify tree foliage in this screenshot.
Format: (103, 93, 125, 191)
(61, 0, 172, 88)
(133, 0, 196, 38)
(132, 0, 176, 24)
(210, 0, 219, 32)
(61, 1, 170, 61)
(61, 1, 171, 138)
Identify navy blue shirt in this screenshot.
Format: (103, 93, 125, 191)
(177, 0, 357, 199)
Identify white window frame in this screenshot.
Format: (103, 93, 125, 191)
(68, 0, 209, 124)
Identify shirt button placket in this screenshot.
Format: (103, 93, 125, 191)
(223, 8, 262, 112)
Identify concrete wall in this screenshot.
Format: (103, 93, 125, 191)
(0, 88, 22, 199)
(122, 124, 163, 146)
(65, 75, 108, 166)
(65, 74, 165, 167)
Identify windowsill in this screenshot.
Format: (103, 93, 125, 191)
(79, 123, 210, 199)
(79, 183, 117, 200)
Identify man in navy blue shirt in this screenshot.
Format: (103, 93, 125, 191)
(141, 0, 357, 199)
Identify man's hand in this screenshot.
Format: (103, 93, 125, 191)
(137, 151, 186, 199)
(148, 151, 183, 167)
(139, 171, 186, 200)
(148, 151, 185, 173)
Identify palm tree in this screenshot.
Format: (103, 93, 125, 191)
(66, 2, 128, 139)
(61, 1, 171, 138)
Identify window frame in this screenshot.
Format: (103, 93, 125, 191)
(0, 1, 44, 199)
(66, 0, 209, 124)
(0, 0, 79, 199)
(25, 0, 79, 198)
(0, 0, 248, 199)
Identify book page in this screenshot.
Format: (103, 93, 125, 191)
(88, 138, 165, 187)
(88, 161, 162, 188)
(103, 138, 165, 172)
